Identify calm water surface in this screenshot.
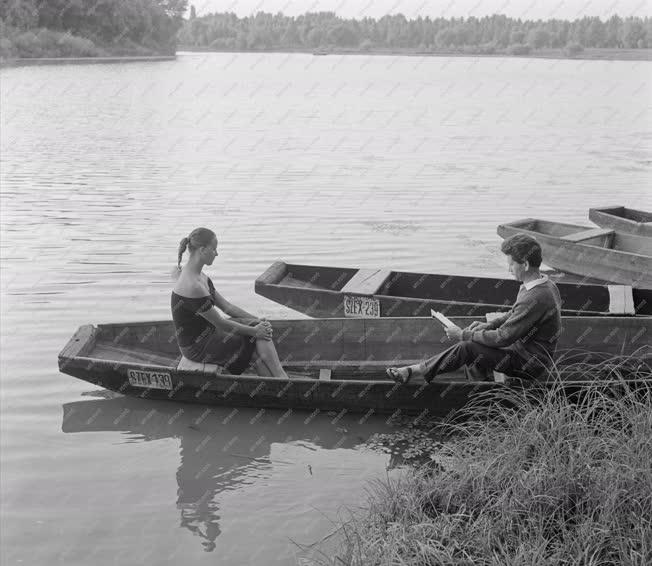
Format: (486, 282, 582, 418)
(1, 52, 651, 565)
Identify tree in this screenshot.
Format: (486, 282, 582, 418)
(328, 22, 357, 47)
(306, 27, 324, 47)
(510, 29, 526, 44)
(526, 27, 550, 48)
(620, 18, 645, 48)
(586, 18, 605, 47)
(173, 11, 651, 54)
(0, 0, 38, 29)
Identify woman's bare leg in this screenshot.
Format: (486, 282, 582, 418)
(255, 340, 289, 378)
(251, 353, 273, 377)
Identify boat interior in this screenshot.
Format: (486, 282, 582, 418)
(506, 219, 652, 256)
(74, 319, 468, 382)
(64, 316, 650, 384)
(264, 262, 519, 305)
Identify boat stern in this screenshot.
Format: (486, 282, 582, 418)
(58, 325, 97, 374)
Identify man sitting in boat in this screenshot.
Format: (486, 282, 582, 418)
(387, 234, 562, 383)
(172, 227, 289, 378)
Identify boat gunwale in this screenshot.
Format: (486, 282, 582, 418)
(60, 355, 652, 389)
(590, 206, 652, 224)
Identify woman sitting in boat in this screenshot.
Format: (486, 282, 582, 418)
(387, 234, 562, 383)
(172, 227, 289, 378)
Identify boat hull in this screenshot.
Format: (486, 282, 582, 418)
(498, 219, 652, 289)
(59, 317, 651, 415)
(255, 261, 652, 317)
(60, 360, 497, 417)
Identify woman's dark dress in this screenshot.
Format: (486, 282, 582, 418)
(171, 276, 256, 374)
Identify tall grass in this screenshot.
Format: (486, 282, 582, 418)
(313, 357, 652, 565)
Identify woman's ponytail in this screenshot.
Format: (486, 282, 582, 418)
(177, 237, 189, 269)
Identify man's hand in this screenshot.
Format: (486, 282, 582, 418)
(444, 324, 463, 342)
(464, 321, 490, 332)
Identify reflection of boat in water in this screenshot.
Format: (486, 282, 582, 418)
(61, 394, 393, 552)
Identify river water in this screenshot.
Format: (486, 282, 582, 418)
(1, 52, 651, 565)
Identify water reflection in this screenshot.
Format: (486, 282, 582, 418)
(61, 393, 393, 552)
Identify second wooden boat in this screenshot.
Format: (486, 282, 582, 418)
(589, 206, 652, 238)
(497, 219, 652, 288)
(255, 261, 651, 318)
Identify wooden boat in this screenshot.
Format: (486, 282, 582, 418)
(58, 316, 651, 417)
(255, 261, 652, 318)
(497, 219, 652, 289)
(589, 206, 652, 238)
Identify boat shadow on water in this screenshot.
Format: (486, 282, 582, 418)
(60, 393, 400, 552)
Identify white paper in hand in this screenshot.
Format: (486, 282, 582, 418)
(430, 310, 456, 329)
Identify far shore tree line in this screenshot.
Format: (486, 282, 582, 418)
(0, 2, 651, 60)
(179, 11, 652, 56)
(0, 0, 187, 58)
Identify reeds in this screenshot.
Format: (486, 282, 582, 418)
(314, 355, 652, 565)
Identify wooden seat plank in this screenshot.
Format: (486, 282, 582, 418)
(341, 269, 391, 295)
(562, 228, 614, 243)
(607, 285, 635, 315)
(177, 356, 222, 374)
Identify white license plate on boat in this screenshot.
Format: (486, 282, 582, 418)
(343, 295, 380, 318)
(127, 369, 172, 390)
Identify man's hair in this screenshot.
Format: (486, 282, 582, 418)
(501, 234, 542, 267)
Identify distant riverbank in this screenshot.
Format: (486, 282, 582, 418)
(1, 55, 176, 68)
(179, 46, 652, 62)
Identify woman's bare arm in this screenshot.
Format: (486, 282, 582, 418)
(211, 288, 258, 320)
(199, 308, 271, 340)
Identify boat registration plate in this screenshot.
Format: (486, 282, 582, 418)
(127, 369, 173, 390)
(343, 295, 380, 318)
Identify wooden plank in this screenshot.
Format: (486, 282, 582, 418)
(59, 325, 97, 359)
(607, 285, 635, 315)
(255, 260, 287, 285)
(562, 228, 614, 243)
(341, 269, 391, 296)
(177, 356, 222, 374)
(92, 342, 178, 366)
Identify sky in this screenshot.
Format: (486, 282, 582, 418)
(192, 0, 651, 20)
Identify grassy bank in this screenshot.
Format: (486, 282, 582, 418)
(178, 46, 652, 61)
(314, 364, 652, 565)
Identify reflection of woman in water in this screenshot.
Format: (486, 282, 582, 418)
(62, 396, 396, 555)
(172, 227, 288, 378)
(178, 482, 220, 552)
